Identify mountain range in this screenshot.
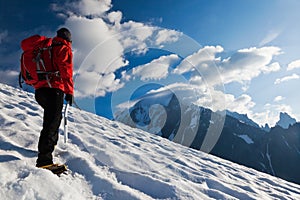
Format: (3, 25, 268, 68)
(115, 89, 300, 185)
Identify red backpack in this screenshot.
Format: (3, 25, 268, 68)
(19, 35, 60, 88)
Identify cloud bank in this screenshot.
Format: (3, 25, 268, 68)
(53, 0, 183, 98)
(0, 0, 293, 126)
(51, 0, 295, 126)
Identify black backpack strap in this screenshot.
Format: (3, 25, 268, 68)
(18, 72, 23, 88)
(50, 42, 65, 72)
(19, 52, 25, 88)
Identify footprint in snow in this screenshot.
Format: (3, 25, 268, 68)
(0, 89, 13, 96)
(112, 169, 177, 199)
(26, 111, 39, 117)
(0, 155, 21, 163)
(15, 113, 26, 120)
(4, 104, 15, 109)
(19, 102, 39, 111)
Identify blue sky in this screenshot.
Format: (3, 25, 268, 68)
(112, 0, 299, 55)
(0, 0, 299, 126)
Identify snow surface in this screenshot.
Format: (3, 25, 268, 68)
(235, 134, 254, 145)
(1, 83, 300, 200)
(226, 111, 259, 128)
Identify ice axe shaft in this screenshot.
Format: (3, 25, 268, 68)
(63, 103, 69, 143)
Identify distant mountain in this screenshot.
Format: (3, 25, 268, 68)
(115, 89, 300, 185)
(262, 123, 271, 132)
(266, 123, 300, 184)
(226, 110, 260, 128)
(276, 112, 297, 129)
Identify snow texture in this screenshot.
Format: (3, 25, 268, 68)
(1, 83, 300, 200)
(237, 134, 254, 144)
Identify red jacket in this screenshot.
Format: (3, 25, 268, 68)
(34, 37, 74, 95)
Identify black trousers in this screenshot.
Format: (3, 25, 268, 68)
(35, 88, 64, 167)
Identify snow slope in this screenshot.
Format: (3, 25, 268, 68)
(1, 83, 300, 200)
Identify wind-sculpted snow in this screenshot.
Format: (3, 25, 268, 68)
(1, 83, 300, 199)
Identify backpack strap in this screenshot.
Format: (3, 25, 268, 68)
(44, 42, 65, 88)
(34, 48, 52, 88)
(20, 52, 34, 87)
(33, 41, 64, 88)
(50, 42, 64, 72)
(19, 72, 23, 88)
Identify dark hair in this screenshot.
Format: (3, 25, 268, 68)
(57, 28, 72, 42)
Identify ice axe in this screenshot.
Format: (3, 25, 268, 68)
(63, 97, 80, 144)
(63, 102, 69, 143)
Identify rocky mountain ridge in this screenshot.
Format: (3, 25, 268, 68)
(115, 90, 300, 185)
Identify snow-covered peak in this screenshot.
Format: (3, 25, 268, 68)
(276, 112, 297, 129)
(1, 83, 300, 199)
(226, 110, 259, 128)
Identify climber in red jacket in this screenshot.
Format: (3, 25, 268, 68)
(34, 28, 74, 167)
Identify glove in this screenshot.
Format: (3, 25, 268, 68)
(65, 94, 74, 106)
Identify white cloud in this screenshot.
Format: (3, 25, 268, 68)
(64, 15, 119, 67)
(53, 1, 128, 98)
(287, 59, 300, 71)
(189, 75, 202, 85)
(61, 15, 128, 98)
(132, 54, 180, 81)
(74, 71, 101, 97)
(194, 78, 300, 127)
(274, 73, 300, 84)
(107, 11, 122, 26)
(53, 0, 188, 98)
(251, 103, 295, 127)
(118, 21, 156, 54)
(148, 82, 255, 118)
(262, 62, 281, 73)
(173, 45, 223, 75)
(117, 21, 181, 54)
(168, 45, 285, 126)
(96, 72, 125, 95)
(228, 94, 256, 114)
(259, 29, 281, 46)
(274, 96, 285, 102)
(75, 71, 124, 98)
(149, 83, 221, 111)
(202, 92, 255, 116)
(76, 0, 112, 16)
(155, 29, 182, 46)
(53, 0, 111, 17)
(0, 70, 19, 87)
(173, 46, 281, 90)
(220, 47, 282, 84)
